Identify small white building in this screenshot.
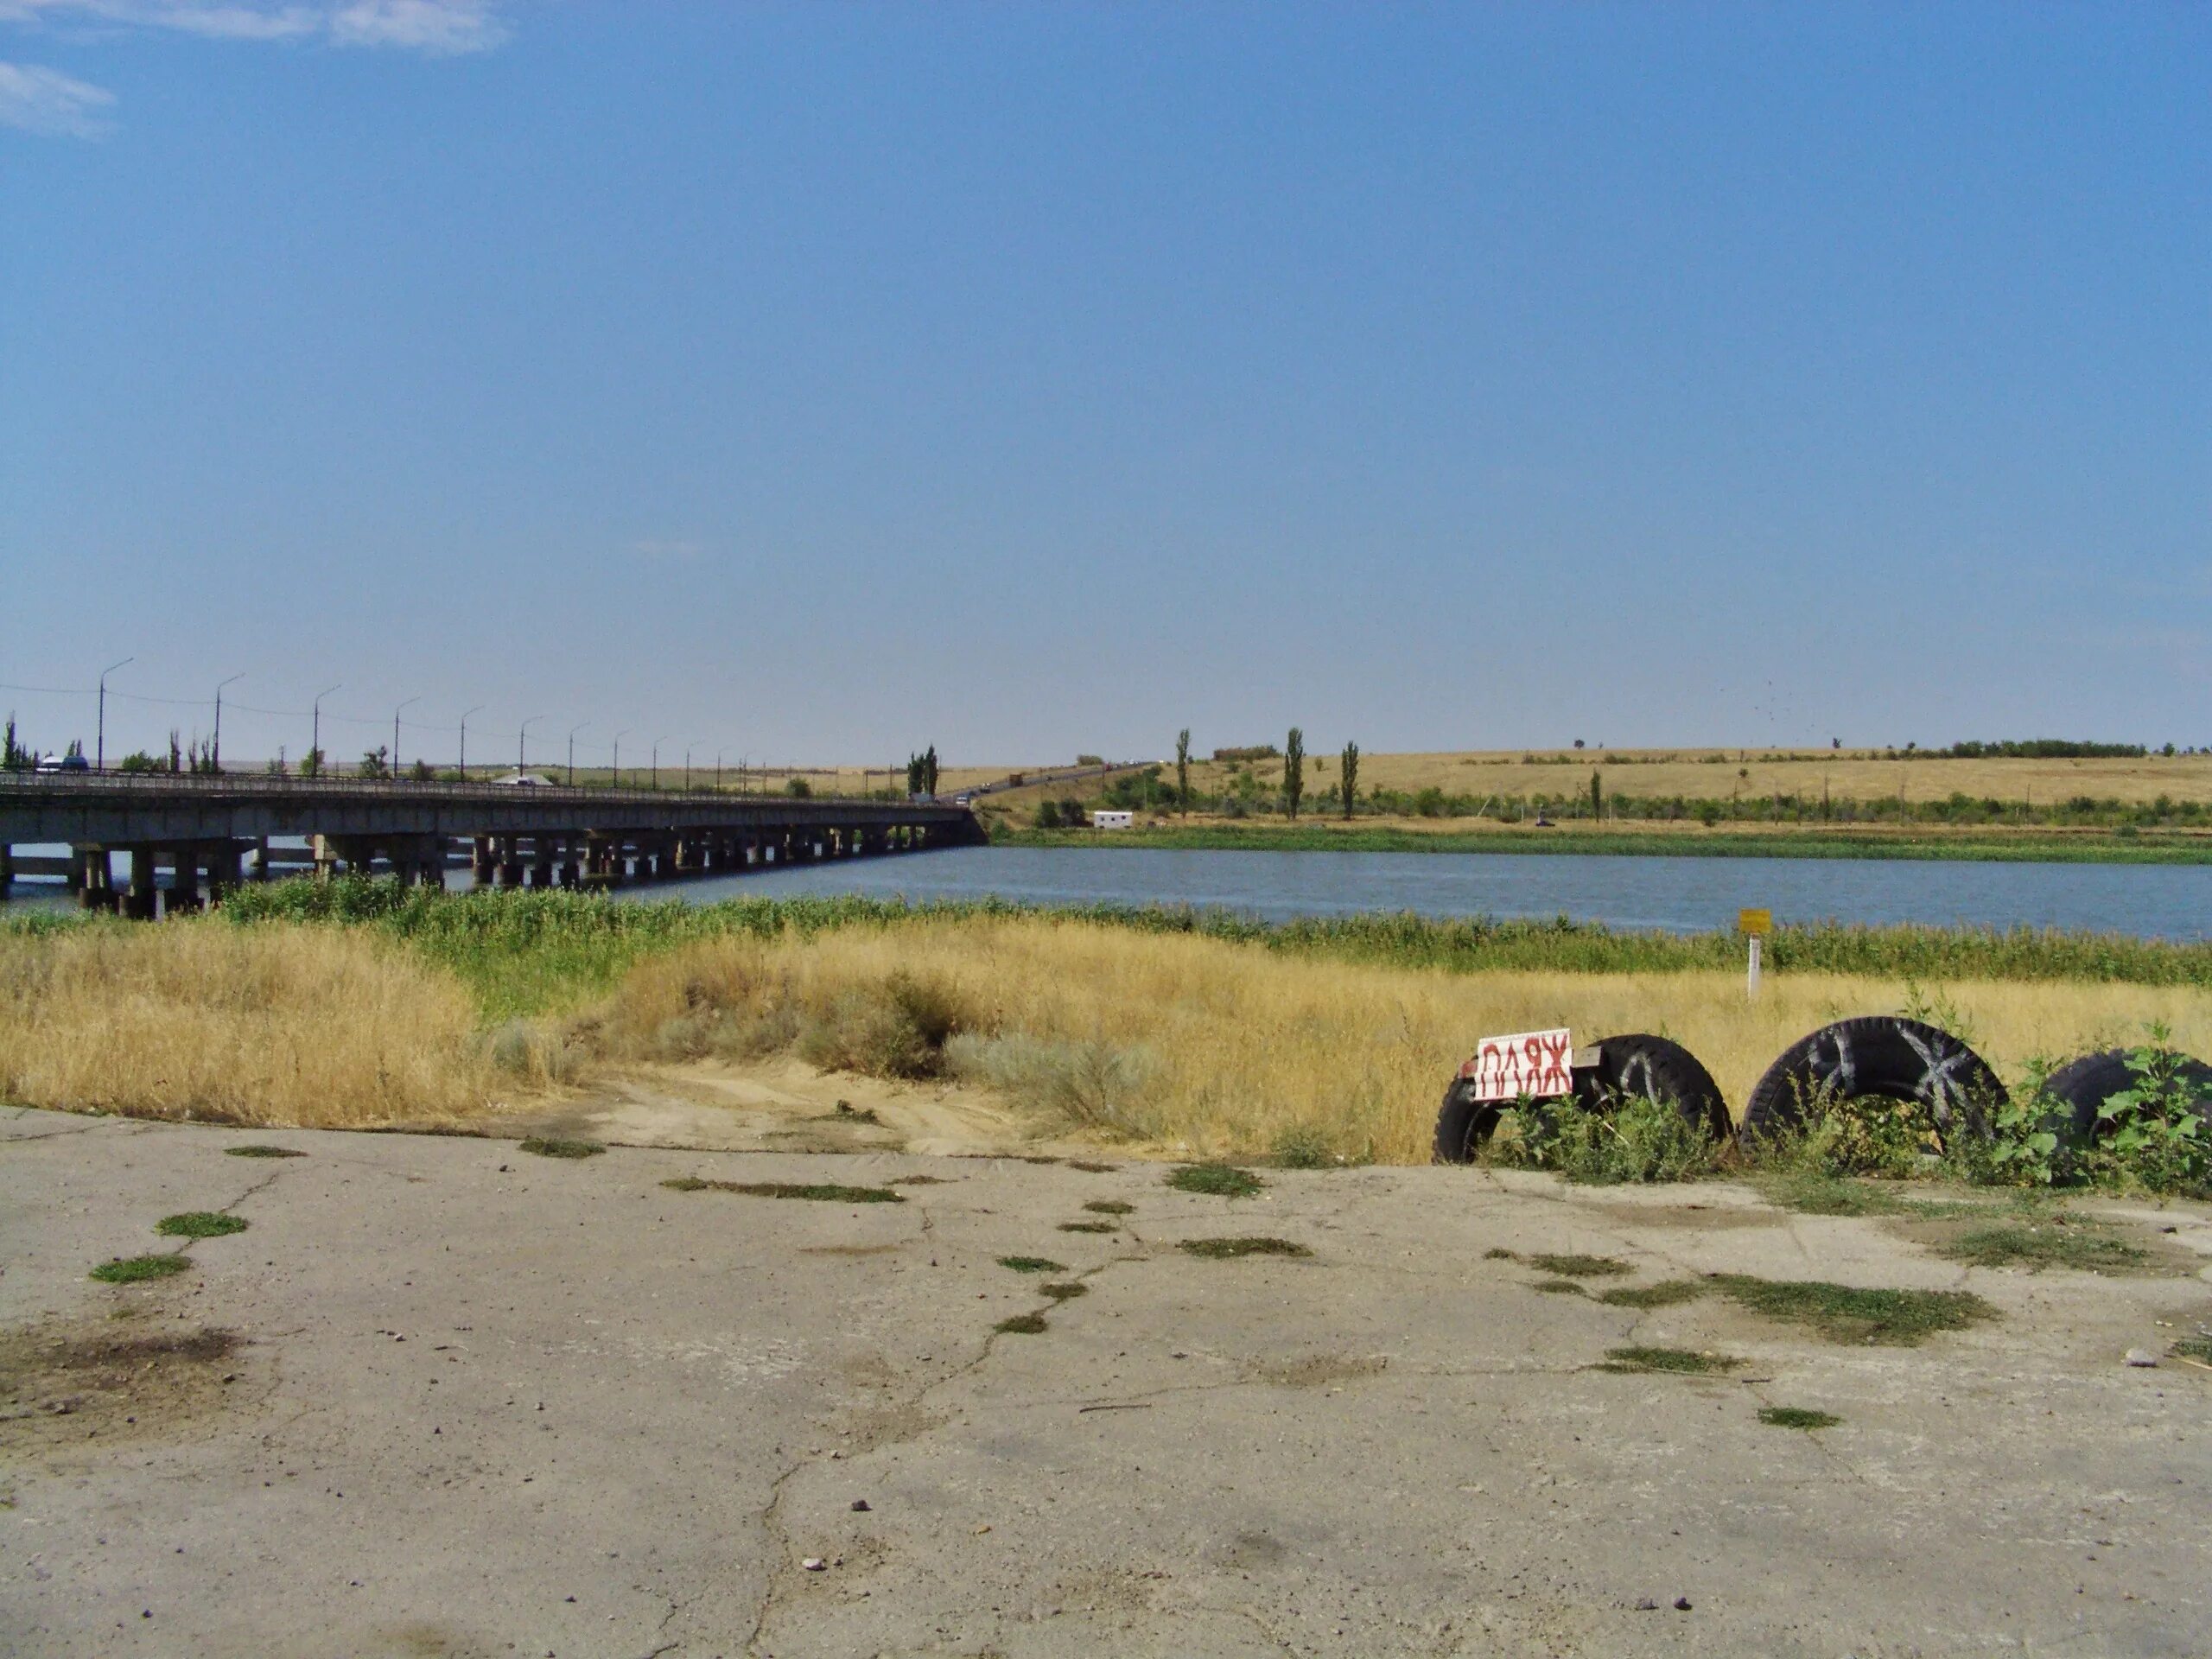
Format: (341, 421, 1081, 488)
(1090, 810, 1135, 830)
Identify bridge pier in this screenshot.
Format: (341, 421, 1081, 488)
(124, 848, 158, 920)
(169, 845, 203, 916)
(209, 840, 245, 902)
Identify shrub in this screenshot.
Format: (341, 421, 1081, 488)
(798, 970, 968, 1080)
(944, 1032, 1157, 1135)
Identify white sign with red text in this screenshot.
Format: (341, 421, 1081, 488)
(1457, 1027, 1574, 1103)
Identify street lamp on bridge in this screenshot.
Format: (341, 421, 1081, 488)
(392, 696, 420, 780)
(213, 673, 243, 772)
(652, 735, 668, 791)
(457, 707, 484, 779)
(96, 658, 133, 773)
(310, 685, 340, 778)
(612, 729, 631, 789)
(518, 715, 543, 779)
(568, 721, 590, 787)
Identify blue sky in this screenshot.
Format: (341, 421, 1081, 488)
(3, 3, 2206, 770)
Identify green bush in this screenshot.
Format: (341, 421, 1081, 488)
(1484, 1090, 1725, 1185)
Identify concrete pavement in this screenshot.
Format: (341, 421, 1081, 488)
(3, 1107, 2209, 1657)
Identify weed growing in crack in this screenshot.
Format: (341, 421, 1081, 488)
(156, 1212, 247, 1239)
(1759, 1406, 1843, 1429)
(1524, 1253, 1630, 1279)
(519, 1137, 604, 1160)
(1934, 1221, 2152, 1274)
(1596, 1280, 1707, 1308)
(1179, 1236, 1311, 1260)
(1710, 1274, 1996, 1345)
(997, 1256, 1065, 1274)
(995, 1313, 1049, 1335)
(91, 1255, 190, 1284)
(223, 1145, 306, 1159)
(661, 1178, 904, 1203)
(1598, 1346, 1742, 1376)
(1168, 1164, 1264, 1198)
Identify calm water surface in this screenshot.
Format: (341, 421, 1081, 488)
(10, 844, 2203, 938)
(627, 846, 2212, 940)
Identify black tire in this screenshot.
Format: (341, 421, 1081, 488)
(1433, 1077, 1494, 1165)
(1570, 1033, 1731, 1140)
(1739, 1016, 2005, 1145)
(1433, 1078, 1571, 1164)
(2042, 1049, 2212, 1146)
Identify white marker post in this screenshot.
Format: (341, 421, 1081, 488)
(1738, 907, 1771, 998)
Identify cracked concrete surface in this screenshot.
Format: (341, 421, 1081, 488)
(3, 1109, 2209, 1656)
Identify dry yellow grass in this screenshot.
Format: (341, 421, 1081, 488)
(0, 924, 495, 1127)
(1181, 747, 2212, 807)
(13, 916, 2204, 1153)
(583, 918, 2212, 1162)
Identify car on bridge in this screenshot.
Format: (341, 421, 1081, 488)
(493, 772, 557, 787)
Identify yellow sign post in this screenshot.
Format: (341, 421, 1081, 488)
(1738, 908, 1771, 997)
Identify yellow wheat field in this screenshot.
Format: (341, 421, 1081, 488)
(0, 924, 494, 1127)
(586, 918, 2212, 1161)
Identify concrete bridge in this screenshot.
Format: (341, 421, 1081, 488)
(0, 774, 983, 917)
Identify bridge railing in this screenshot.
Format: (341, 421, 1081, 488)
(0, 772, 963, 812)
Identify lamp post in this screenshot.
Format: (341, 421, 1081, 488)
(684, 748, 691, 792)
(715, 751, 723, 792)
(652, 735, 668, 791)
(213, 672, 243, 773)
(613, 729, 631, 790)
(392, 696, 419, 781)
(310, 684, 340, 779)
(457, 706, 484, 779)
(96, 658, 133, 772)
(568, 721, 590, 787)
(518, 715, 543, 779)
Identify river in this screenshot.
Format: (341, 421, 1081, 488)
(625, 846, 2210, 939)
(8, 842, 2204, 938)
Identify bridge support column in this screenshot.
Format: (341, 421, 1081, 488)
(312, 834, 340, 883)
(471, 837, 496, 887)
(79, 848, 115, 912)
(208, 841, 245, 903)
(126, 847, 158, 920)
(168, 845, 202, 916)
(0, 842, 12, 893)
(532, 837, 556, 890)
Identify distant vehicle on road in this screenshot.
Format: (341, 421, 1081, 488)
(36, 753, 90, 773)
(493, 772, 556, 787)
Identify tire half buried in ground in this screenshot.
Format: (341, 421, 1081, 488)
(2041, 1048, 2212, 1147)
(1570, 1033, 1730, 1140)
(1433, 1033, 1727, 1162)
(1739, 1017, 2005, 1146)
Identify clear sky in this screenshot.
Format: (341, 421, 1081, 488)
(3, 3, 2206, 772)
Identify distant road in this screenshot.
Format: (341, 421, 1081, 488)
(950, 760, 1154, 802)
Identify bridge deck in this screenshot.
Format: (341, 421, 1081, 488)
(0, 774, 977, 849)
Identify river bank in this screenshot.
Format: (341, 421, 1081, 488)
(6, 893, 2210, 1159)
(992, 816, 2212, 864)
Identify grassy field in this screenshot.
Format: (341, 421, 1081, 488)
(5, 893, 2209, 1156)
(993, 815, 2212, 863)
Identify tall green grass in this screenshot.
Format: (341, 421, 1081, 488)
(177, 880, 2212, 1018)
